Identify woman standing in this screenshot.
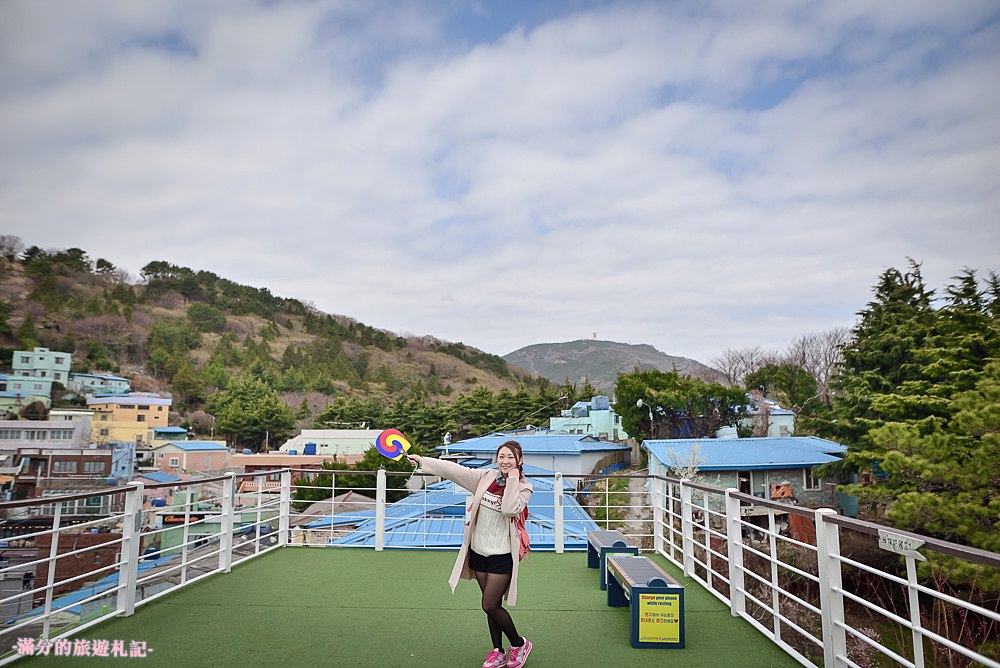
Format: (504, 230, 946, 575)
(407, 441, 534, 668)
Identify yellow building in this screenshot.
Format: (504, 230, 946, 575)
(86, 393, 172, 445)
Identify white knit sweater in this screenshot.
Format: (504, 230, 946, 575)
(471, 486, 511, 556)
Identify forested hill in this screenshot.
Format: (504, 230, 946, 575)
(0, 243, 547, 423)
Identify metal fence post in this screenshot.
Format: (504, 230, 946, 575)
(375, 469, 387, 551)
(42, 503, 63, 639)
(905, 556, 926, 668)
(653, 478, 664, 555)
(815, 508, 847, 667)
(680, 478, 695, 577)
(279, 469, 292, 547)
(725, 488, 746, 618)
(554, 472, 564, 554)
(219, 473, 235, 573)
(116, 482, 143, 617)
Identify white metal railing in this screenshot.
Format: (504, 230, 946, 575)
(0, 468, 996, 666)
(652, 476, 1000, 668)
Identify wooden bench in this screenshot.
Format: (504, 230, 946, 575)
(606, 555, 685, 649)
(587, 530, 638, 590)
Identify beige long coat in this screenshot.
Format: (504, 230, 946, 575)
(417, 456, 533, 606)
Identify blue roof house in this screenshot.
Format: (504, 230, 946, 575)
(548, 395, 629, 441)
(438, 431, 630, 478)
(643, 436, 846, 508)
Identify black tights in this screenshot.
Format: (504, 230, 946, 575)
(474, 570, 521, 650)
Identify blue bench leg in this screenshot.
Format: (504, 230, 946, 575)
(607, 573, 629, 607)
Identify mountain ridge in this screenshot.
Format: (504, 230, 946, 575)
(503, 339, 723, 389)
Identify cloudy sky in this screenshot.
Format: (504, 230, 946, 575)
(2, 1, 998, 364)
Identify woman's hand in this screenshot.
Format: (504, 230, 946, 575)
(406, 453, 422, 465)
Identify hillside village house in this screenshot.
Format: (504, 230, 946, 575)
(86, 392, 171, 444)
(438, 431, 630, 479)
(154, 441, 229, 475)
(0, 374, 54, 411)
(66, 372, 130, 396)
(12, 347, 71, 384)
(230, 452, 359, 496)
(278, 429, 384, 457)
(548, 395, 629, 441)
(740, 395, 796, 437)
(643, 436, 847, 509)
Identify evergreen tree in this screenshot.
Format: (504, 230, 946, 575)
(815, 263, 1000, 562)
(206, 375, 295, 451)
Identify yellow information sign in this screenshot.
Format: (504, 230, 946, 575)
(638, 592, 681, 643)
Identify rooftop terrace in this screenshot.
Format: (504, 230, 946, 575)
(2, 467, 997, 667)
(16, 548, 798, 667)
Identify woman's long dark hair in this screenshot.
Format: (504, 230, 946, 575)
(496, 440, 524, 474)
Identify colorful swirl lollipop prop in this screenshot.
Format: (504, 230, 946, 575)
(375, 428, 412, 461)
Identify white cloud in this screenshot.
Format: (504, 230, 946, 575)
(1, 0, 998, 365)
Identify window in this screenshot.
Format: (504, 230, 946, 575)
(53, 372, 62, 380)
(99, 428, 109, 436)
(138, 405, 149, 410)
(169, 457, 180, 467)
(33, 384, 43, 390)
(100, 414, 108, 421)
(52, 461, 79, 473)
(137, 415, 145, 422)
(0, 383, 5, 391)
(119, 405, 135, 410)
(20, 356, 29, 364)
(84, 461, 106, 474)
(157, 453, 164, 459)
(55, 357, 64, 365)
(39, 371, 47, 377)
(157, 406, 163, 412)
(803, 468, 821, 491)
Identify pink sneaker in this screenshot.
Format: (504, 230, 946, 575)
(482, 648, 507, 668)
(507, 639, 532, 668)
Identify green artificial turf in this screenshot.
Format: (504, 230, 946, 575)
(16, 548, 800, 667)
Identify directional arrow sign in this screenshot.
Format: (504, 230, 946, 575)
(878, 529, 927, 561)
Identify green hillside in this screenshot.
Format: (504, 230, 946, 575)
(0, 243, 572, 450)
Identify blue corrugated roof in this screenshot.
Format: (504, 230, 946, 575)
(438, 432, 628, 455)
(308, 464, 599, 549)
(163, 441, 228, 452)
(71, 373, 128, 381)
(140, 471, 182, 483)
(643, 436, 846, 471)
(5, 555, 175, 623)
(153, 426, 187, 433)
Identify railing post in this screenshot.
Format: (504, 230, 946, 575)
(375, 469, 387, 551)
(116, 482, 143, 617)
(724, 488, 746, 618)
(181, 487, 191, 584)
(279, 469, 292, 547)
(767, 508, 780, 638)
(41, 504, 62, 639)
(680, 478, 695, 577)
(219, 473, 235, 573)
(554, 472, 564, 554)
(652, 477, 664, 555)
(815, 508, 847, 667)
(905, 555, 926, 668)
